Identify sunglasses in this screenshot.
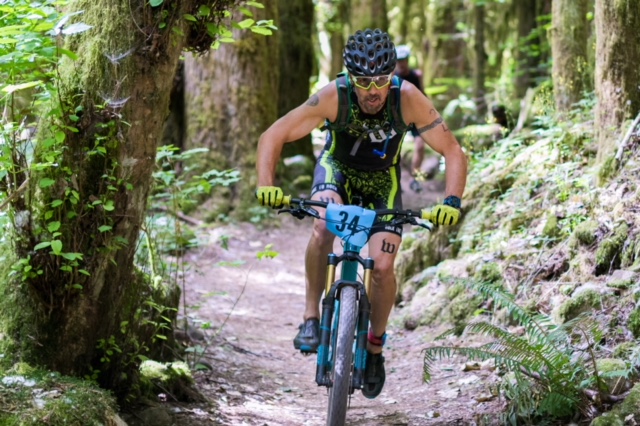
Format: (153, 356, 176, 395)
(350, 74, 393, 90)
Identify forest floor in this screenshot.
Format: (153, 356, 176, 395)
(130, 161, 507, 426)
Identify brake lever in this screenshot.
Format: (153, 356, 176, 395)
(277, 207, 320, 220)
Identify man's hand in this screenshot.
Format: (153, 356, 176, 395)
(255, 186, 285, 208)
(430, 204, 460, 225)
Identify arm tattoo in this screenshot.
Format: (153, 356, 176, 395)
(306, 94, 319, 107)
(416, 117, 443, 134)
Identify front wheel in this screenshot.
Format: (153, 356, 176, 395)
(326, 285, 358, 426)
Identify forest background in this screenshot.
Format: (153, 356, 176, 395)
(1, 0, 640, 425)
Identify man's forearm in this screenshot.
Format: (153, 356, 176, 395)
(443, 150, 467, 198)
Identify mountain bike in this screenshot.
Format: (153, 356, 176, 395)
(278, 196, 433, 426)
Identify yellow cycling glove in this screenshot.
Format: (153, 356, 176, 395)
(255, 186, 285, 208)
(431, 205, 460, 225)
(428, 195, 462, 226)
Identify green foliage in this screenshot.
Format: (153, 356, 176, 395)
(423, 280, 622, 424)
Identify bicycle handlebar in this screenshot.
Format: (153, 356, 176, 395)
(279, 196, 434, 227)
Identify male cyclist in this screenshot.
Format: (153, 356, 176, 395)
(255, 28, 467, 398)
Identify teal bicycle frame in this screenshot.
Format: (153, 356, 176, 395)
(314, 203, 377, 391)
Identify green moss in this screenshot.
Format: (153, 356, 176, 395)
(473, 262, 503, 284)
(598, 155, 618, 183)
(595, 358, 628, 394)
(591, 383, 640, 425)
(571, 219, 598, 246)
(595, 222, 629, 275)
(612, 341, 637, 358)
(542, 213, 560, 239)
(139, 360, 201, 402)
(555, 290, 603, 323)
(0, 367, 118, 426)
(628, 309, 640, 338)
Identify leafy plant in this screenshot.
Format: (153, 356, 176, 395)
(423, 280, 630, 424)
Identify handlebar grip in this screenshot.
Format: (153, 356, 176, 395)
(421, 209, 432, 221)
(282, 195, 292, 206)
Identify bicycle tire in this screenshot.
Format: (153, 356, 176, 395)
(326, 285, 358, 426)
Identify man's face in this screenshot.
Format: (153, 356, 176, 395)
(350, 74, 392, 114)
(395, 59, 410, 76)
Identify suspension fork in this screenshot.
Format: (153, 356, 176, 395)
(316, 254, 338, 387)
(353, 257, 374, 389)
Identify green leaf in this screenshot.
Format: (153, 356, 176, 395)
(103, 200, 115, 211)
(39, 178, 55, 188)
(34, 241, 52, 251)
(250, 27, 272, 36)
(51, 199, 63, 207)
(55, 130, 65, 143)
(237, 19, 255, 29)
(183, 14, 197, 22)
(79, 269, 91, 276)
(238, 7, 253, 17)
(0, 38, 18, 44)
(149, 0, 163, 6)
(59, 48, 78, 60)
(2, 81, 42, 94)
(61, 252, 83, 260)
(51, 240, 63, 254)
(198, 5, 211, 16)
(72, 284, 83, 289)
(48, 221, 61, 232)
(98, 225, 112, 232)
(246, 1, 265, 8)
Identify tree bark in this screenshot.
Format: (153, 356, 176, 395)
(278, 0, 315, 161)
(350, 0, 388, 32)
(594, 0, 640, 164)
(514, 0, 538, 98)
(4, 0, 238, 401)
(184, 4, 280, 217)
(551, 0, 590, 114)
(472, 3, 487, 118)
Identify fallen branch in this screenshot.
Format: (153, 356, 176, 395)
(0, 178, 29, 211)
(615, 111, 640, 164)
(153, 205, 203, 227)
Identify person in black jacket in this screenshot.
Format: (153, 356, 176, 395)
(394, 45, 429, 192)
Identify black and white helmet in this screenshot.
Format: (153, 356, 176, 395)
(343, 28, 396, 76)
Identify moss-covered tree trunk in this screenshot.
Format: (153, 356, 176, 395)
(183, 4, 279, 217)
(594, 0, 640, 164)
(2, 0, 236, 400)
(551, 0, 589, 114)
(278, 0, 314, 161)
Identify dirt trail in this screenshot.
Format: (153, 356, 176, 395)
(172, 168, 504, 426)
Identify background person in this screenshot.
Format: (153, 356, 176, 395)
(394, 45, 429, 192)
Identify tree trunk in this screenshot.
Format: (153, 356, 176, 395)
(3, 0, 240, 402)
(514, 0, 538, 98)
(278, 0, 315, 161)
(184, 4, 280, 217)
(350, 0, 388, 32)
(551, 0, 589, 114)
(472, 3, 487, 118)
(594, 0, 640, 164)
(7, 0, 187, 395)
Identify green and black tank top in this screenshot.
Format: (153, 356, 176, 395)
(322, 76, 408, 171)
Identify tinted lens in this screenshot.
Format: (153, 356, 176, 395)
(352, 74, 391, 89)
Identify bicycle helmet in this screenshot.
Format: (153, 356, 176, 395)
(343, 28, 396, 76)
